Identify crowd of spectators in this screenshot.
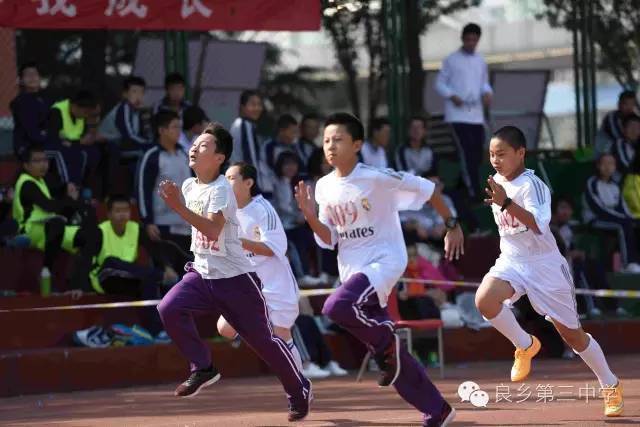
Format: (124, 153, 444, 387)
(4, 27, 640, 362)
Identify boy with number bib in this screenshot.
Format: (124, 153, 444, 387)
(156, 123, 311, 421)
(295, 113, 464, 427)
(476, 126, 623, 418)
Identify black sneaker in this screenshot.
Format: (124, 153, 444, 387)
(374, 333, 401, 387)
(424, 401, 456, 427)
(174, 366, 221, 398)
(288, 380, 313, 422)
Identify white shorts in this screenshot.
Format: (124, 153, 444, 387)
(486, 252, 581, 329)
(261, 282, 299, 329)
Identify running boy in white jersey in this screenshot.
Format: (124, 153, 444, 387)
(156, 124, 311, 421)
(295, 113, 464, 427)
(218, 162, 303, 370)
(477, 125, 623, 417)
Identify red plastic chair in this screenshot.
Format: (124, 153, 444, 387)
(356, 287, 445, 381)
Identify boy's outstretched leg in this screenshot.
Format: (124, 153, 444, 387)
(322, 272, 451, 424)
(157, 271, 221, 397)
(476, 276, 540, 381)
(551, 319, 623, 417)
(215, 272, 311, 422)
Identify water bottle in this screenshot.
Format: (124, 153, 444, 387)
(428, 351, 439, 368)
(40, 267, 51, 297)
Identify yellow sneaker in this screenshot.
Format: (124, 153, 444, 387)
(510, 335, 541, 382)
(603, 381, 623, 417)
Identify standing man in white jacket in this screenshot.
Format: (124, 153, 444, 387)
(435, 23, 492, 200)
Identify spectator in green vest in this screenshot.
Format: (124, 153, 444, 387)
(48, 90, 119, 199)
(12, 144, 99, 291)
(91, 194, 178, 337)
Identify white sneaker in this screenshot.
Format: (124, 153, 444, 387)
(616, 307, 631, 318)
(302, 362, 331, 379)
(589, 307, 603, 318)
(624, 262, 640, 273)
(300, 275, 324, 287)
(326, 360, 348, 376)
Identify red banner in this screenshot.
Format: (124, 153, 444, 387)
(0, 0, 320, 31)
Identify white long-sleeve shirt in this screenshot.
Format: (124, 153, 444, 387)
(435, 49, 492, 124)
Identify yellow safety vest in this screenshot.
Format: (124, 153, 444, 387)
(52, 99, 85, 141)
(90, 220, 140, 294)
(12, 173, 54, 229)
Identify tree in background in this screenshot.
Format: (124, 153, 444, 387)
(323, 0, 479, 127)
(540, 0, 640, 90)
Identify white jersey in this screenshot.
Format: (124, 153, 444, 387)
(236, 195, 299, 304)
(182, 175, 252, 279)
(314, 163, 435, 306)
(490, 169, 560, 258)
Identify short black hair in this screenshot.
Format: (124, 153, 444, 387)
(231, 162, 261, 197)
(274, 151, 302, 177)
(165, 72, 186, 89)
(621, 114, 640, 129)
(618, 90, 637, 104)
(202, 122, 233, 162)
(123, 75, 146, 91)
(551, 195, 574, 214)
(71, 90, 98, 108)
(183, 105, 208, 131)
(301, 113, 320, 124)
(324, 112, 364, 142)
(19, 61, 39, 78)
(371, 117, 390, 133)
(409, 114, 428, 129)
(153, 110, 180, 132)
(106, 194, 130, 211)
(277, 114, 298, 130)
(492, 125, 527, 150)
(239, 89, 261, 106)
(21, 144, 46, 163)
(462, 23, 482, 37)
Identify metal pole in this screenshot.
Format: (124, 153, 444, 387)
(588, 0, 597, 139)
(572, 0, 583, 148)
(580, 0, 592, 147)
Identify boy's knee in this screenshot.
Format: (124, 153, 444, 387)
(322, 295, 353, 322)
(157, 298, 178, 320)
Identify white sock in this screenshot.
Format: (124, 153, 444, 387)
(576, 334, 618, 387)
(287, 339, 303, 372)
(487, 304, 533, 349)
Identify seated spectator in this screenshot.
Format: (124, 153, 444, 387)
(153, 72, 191, 118)
(293, 296, 348, 379)
(138, 111, 192, 259)
(623, 153, 640, 219)
(90, 195, 177, 337)
(600, 90, 637, 145)
(395, 115, 437, 176)
(10, 62, 51, 160)
(0, 186, 29, 248)
(46, 90, 101, 188)
(583, 153, 640, 272)
(229, 89, 263, 167)
(262, 114, 300, 194)
(272, 151, 319, 284)
(361, 117, 390, 169)
(115, 76, 153, 157)
(297, 113, 321, 169)
(610, 114, 640, 177)
(400, 175, 456, 243)
(179, 105, 208, 152)
(13, 145, 99, 291)
(307, 149, 338, 281)
(551, 196, 627, 318)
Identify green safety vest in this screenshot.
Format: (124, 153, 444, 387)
(52, 99, 85, 141)
(90, 221, 140, 294)
(12, 173, 54, 229)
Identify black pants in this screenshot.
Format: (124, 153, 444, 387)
(44, 209, 99, 291)
(292, 314, 333, 367)
(286, 225, 315, 276)
(590, 216, 640, 265)
(157, 226, 193, 273)
(452, 122, 485, 199)
(99, 257, 164, 334)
